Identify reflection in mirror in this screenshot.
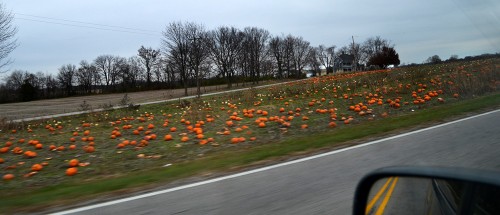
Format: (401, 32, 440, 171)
(365, 177, 500, 215)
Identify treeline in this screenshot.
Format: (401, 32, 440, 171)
(0, 21, 400, 103)
(420, 53, 500, 65)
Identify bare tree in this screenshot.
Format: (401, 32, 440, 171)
(152, 61, 164, 84)
(207, 26, 243, 88)
(76, 60, 96, 94)
(19, 73, 39, 101)
(93, 55, 124, 91)
(361, 36, 391, 64)
(57, 64, 76, 96)
(0, 3, 18, 71)
(283, 34, 296, 77)
(44, 73, 58, 98)
(186, 24, 209, 97)
(125, 56, 143, 89)
(33, 71, 47, 98)
(162, 21, 193, 96)
(3, 70, 42, 101)
(241, 27, 270, 84)
(137, 46, 160, 89)
(307, 47, 322, 76)
(4, 70, 27, 90)
(110, 56, 126, 89)
(94, 55, 115, 88)
(157, 57, 175, 88)
(269, 35, 286, 79)
(291, 36, 311, 78)
(318, 45, 336, 74)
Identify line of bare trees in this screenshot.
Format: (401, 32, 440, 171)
(0, 20, 398, 103)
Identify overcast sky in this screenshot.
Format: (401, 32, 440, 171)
(3, 0, 500, 75)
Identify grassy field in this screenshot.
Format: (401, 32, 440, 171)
(0, 57, 499, 213)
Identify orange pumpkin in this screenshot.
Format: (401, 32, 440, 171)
(164, 134, 173, 141)
(199, 139, 208, 145)
(230, 137, 240, 144)
(66, 167, 78, 176)
(84, 146, 95, 153)
(31, 163, 43, 171)
(0, 147, 9, 153)
(68, 159, 79, 167)
(24, 151, 37, 158)
(3, 173, 14, 181)
(12, 147, 23, 154)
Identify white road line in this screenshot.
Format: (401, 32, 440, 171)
(50, 109, 500, 215)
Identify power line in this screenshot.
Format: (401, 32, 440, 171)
(15, 13, 159, 33)
(14, 13, 162, 36)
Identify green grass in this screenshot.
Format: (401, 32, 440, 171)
(1, 92, 498, 214)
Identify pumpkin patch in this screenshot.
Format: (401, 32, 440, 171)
(0, 58, 498, 195)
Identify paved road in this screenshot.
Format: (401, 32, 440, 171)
(51, 110, 500, 215)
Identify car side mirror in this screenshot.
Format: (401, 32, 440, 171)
(353, 166, 500, 215)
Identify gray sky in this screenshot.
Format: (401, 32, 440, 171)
(3, 0, 500, 75)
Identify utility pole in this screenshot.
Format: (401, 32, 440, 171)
(352, 35, 357, 71)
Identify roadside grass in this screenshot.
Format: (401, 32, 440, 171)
(1, 92, 499, 214)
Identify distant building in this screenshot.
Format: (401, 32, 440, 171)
(335, 53, 355, 72)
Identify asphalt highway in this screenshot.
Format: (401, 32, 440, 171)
(51, 109, 500, 215)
